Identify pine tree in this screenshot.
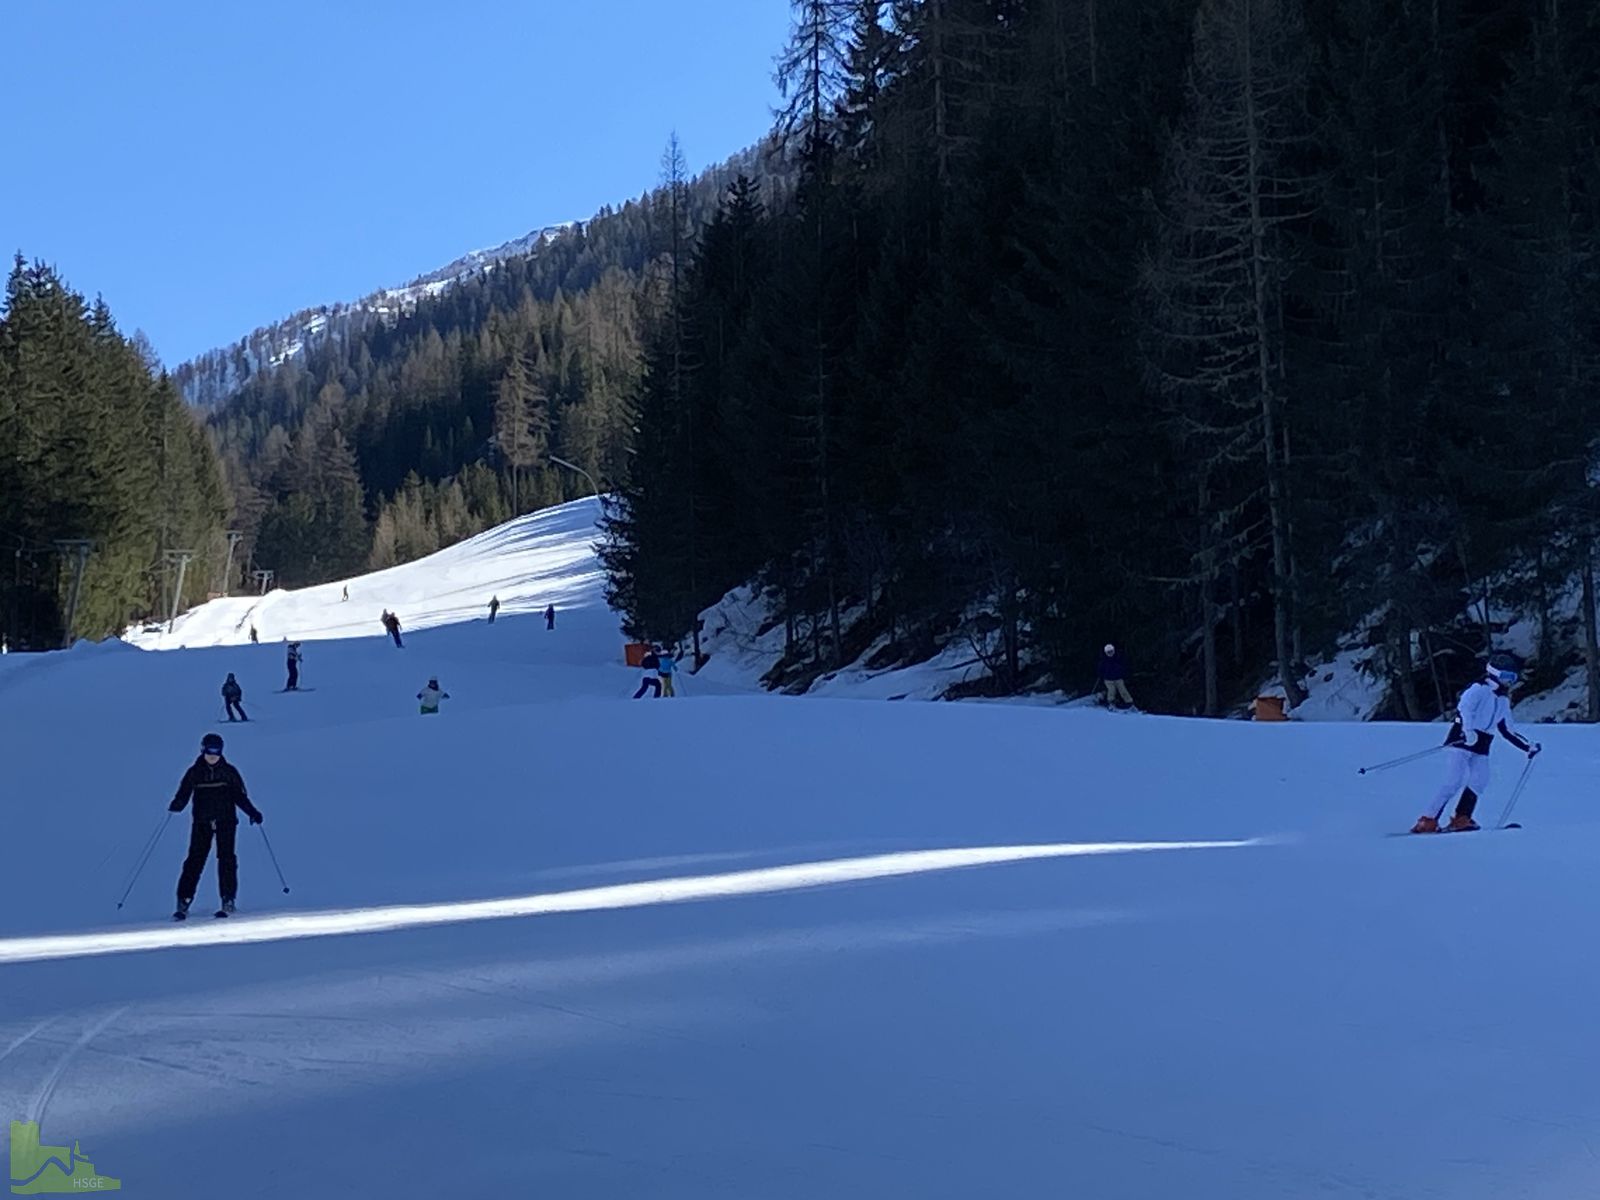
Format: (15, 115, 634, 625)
(493, 341, 548, 515)
(1142, 0, 1314, 709)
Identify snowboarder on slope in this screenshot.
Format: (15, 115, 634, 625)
(169, 732, 263, 919)
(1412, 658, 1541, 833)
(417, 677, 450, 715)
(285, 641, 302, 691)
(221, 673, 248, 722)
(632, 647, 662, 699)
(1097, 643, 1135, 709)
(545, 604, 556, 631)
(488, 596, 500, 624)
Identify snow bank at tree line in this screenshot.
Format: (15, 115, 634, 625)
(108, 495, 1591, 719)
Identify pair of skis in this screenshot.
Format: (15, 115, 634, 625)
(1388, 822, 1522, 838)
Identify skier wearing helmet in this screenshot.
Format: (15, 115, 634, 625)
(1096, 643, 1135, 709)
(1412, 656, 1541, 834)
(168, 732, 263, 919)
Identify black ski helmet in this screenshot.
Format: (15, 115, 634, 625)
(201, 732, 224, 754)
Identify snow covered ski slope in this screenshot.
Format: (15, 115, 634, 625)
(7, 500, 1600, 1198)
(126, 496, 607, 651)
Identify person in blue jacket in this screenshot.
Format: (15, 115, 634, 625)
(1096, 643, 1135, 709)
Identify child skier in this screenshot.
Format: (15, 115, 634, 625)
(221, 673, 248, 722)
(417, 677, 450, 715)
(632, 648, 661, 699)
(168, 732, 263, 919)
(1412, 658, 1541, 833)
(284, 641, 302, 690)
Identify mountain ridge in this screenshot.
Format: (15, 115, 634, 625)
(171, 221, 577, 409)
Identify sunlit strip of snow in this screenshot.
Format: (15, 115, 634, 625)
(0, 839, 1259, 965)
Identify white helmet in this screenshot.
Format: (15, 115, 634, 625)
(1485, 661, 1520, 688)
(1103, 643, 1116, 655)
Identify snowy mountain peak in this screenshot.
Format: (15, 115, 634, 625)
(173, 222, 576, 408)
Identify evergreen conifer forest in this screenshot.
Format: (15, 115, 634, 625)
(7, 0, 1598, 717)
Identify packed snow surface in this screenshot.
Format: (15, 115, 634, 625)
(6, 499, 1600, 1198)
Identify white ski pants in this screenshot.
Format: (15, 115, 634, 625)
(1428, 747, 1489, 819)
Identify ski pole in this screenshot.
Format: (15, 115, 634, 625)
(115, 813, 172, 909)
(258, 826, 291, 893)
(1493, 754, 1539, 829)
(1357, 744, 1447, 775)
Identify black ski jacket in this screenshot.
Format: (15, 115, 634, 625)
(222, 678, 242, 702)
(169, 756, 262, 825)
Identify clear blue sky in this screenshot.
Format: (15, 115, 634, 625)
(1, 1, 791, 367)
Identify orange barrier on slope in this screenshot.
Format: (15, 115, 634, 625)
(1252, 695, 1288, 722)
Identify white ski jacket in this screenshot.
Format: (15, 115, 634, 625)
(1451, 680, 1530, 756)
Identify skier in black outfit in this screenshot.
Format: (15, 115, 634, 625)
(545, 604, 556, 630)
(632, 648, 661, 699)
(221, 673, 248, 722)
(168, 732, 263, 919)
(382, 611, 404, 648)
(285, 641, 302, 690)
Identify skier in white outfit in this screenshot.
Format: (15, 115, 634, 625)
(1413, 659, 1540, 833)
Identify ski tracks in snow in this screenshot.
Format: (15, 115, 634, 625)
(27, 1006, 130, 1125)
(0, 1009, 130, 1129)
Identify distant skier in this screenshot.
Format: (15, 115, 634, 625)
(488, 596, 500, 624)
(342, 585, 349, 602)
(417, 677, 451, 715)
(658, 647, 678, 698)
(1096, 643, 1135, 709)
(382, 610, 404, 648)
(249, 625, 259, 644)
(168, 732, 263, 920)
(545, 604, 556, 631)
(284, 641, 302, 691)
(1412, 657, 1541, 834)
(221, 672, 248, 722)
(632, 647, 662, 699)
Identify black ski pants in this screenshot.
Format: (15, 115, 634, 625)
(178, 819, 239, 903)
(225, 699, 247, 721)
(632, 677, 661, 699)
(389, 629, 404, 648)
(286, 662, 299, 690)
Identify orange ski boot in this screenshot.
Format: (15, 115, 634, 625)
(1447, 813, 1480, 832)
(1410, 815, 1441, 834)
